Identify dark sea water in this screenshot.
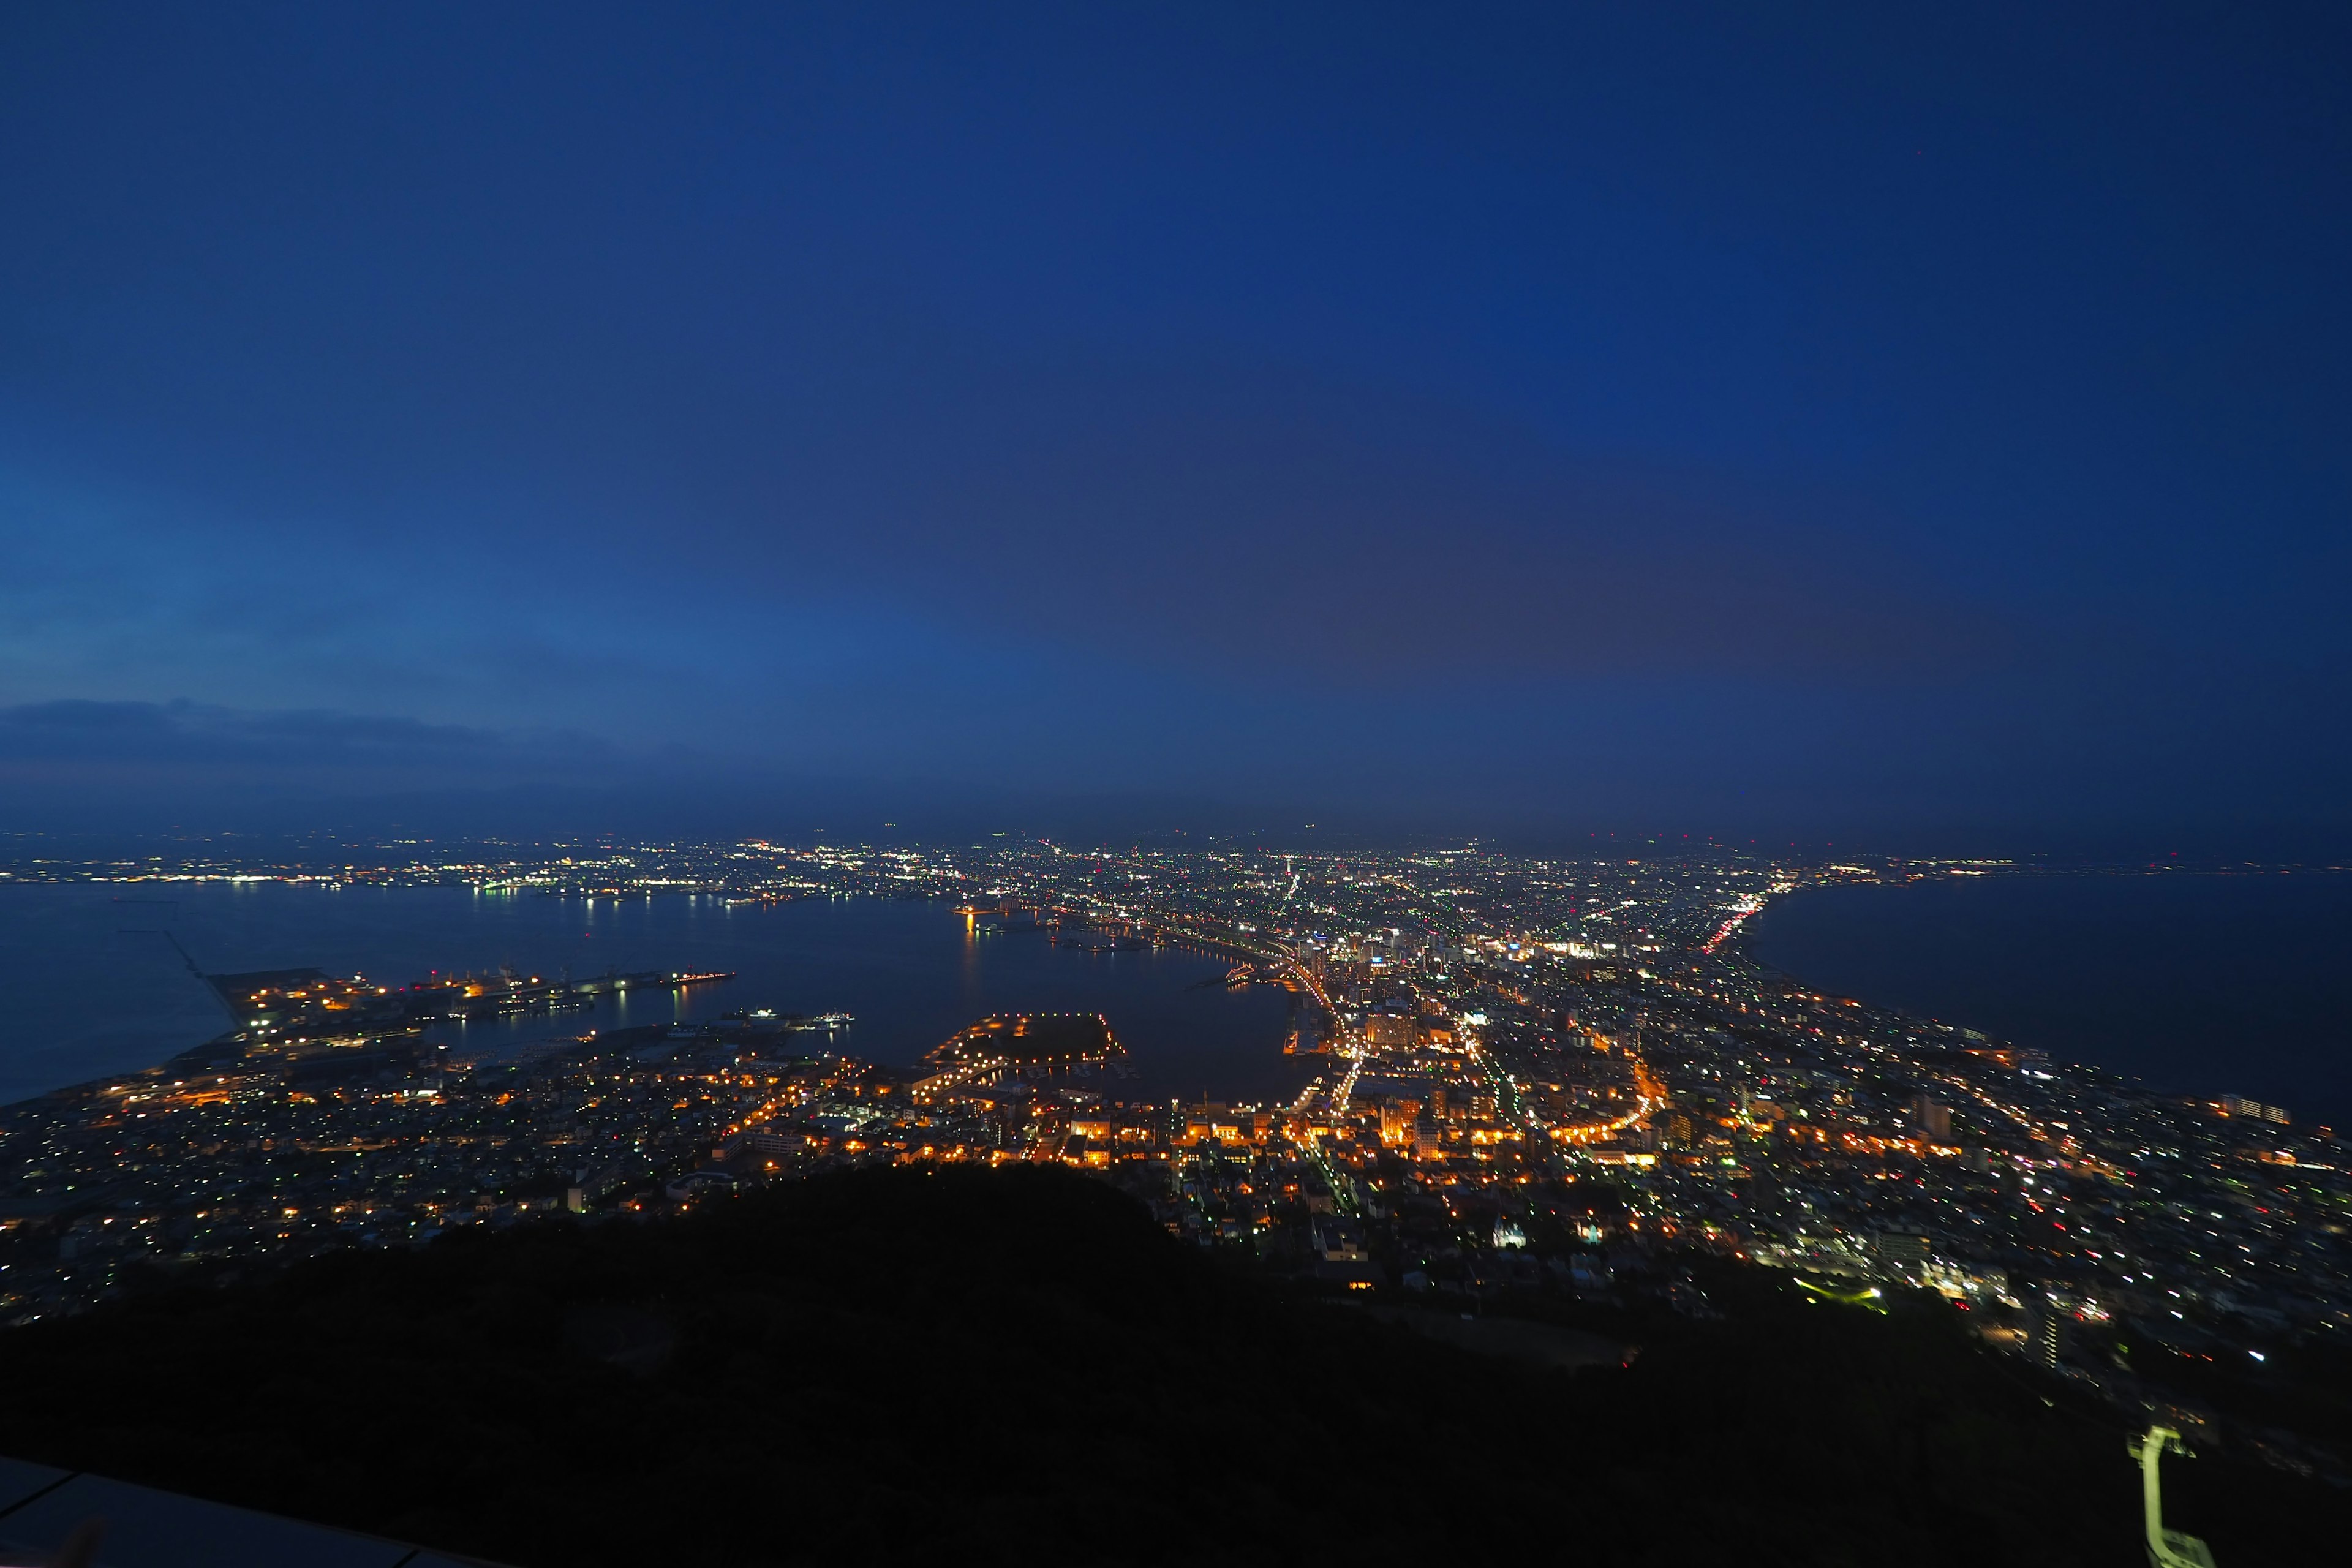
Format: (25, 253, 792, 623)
(1746, 872, 2352, 1128)
(0, 885, 1307, 1108)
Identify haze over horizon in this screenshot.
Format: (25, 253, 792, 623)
(4, 3, 2348, 855)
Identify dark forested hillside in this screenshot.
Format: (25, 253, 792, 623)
(0, 1167, 2336, 1566)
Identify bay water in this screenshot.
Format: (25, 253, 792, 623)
(1746, 871, 2352, 1128)
(0, 884, 1306, 1107)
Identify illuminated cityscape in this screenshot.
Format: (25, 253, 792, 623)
(0, 835, 2341, 1490)
(7, 4, 2352, 1558)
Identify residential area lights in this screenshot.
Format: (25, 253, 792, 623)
(0, 834, 2342, 1487)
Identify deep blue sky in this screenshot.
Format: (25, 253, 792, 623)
(2, 2, 2346, 850)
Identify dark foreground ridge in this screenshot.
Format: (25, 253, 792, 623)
(0, 1167, 2341, 1567)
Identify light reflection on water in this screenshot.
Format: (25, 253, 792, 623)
(0, 884, 1306, 1106)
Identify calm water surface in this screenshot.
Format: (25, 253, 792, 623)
(1746, 872, 2352, 1127)
(0, 884, 1306, 1107)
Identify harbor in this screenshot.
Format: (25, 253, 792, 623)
(1, 884, 1302, 1108)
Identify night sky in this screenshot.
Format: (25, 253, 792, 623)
(2, 4, 2346, 850)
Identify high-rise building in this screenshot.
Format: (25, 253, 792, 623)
(1910, 1094, 1952, 1142)
(2026, 1300, 2068, 1368)
(1410, 1118, 1442, 1159)
(1876, 1231, 1932, 1274)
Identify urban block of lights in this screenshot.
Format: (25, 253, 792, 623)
(0, 832, 2340, 1481)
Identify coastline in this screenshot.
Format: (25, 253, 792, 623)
(0, 883, 1301, 1109)
(1740, 869, 2352, 1126)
